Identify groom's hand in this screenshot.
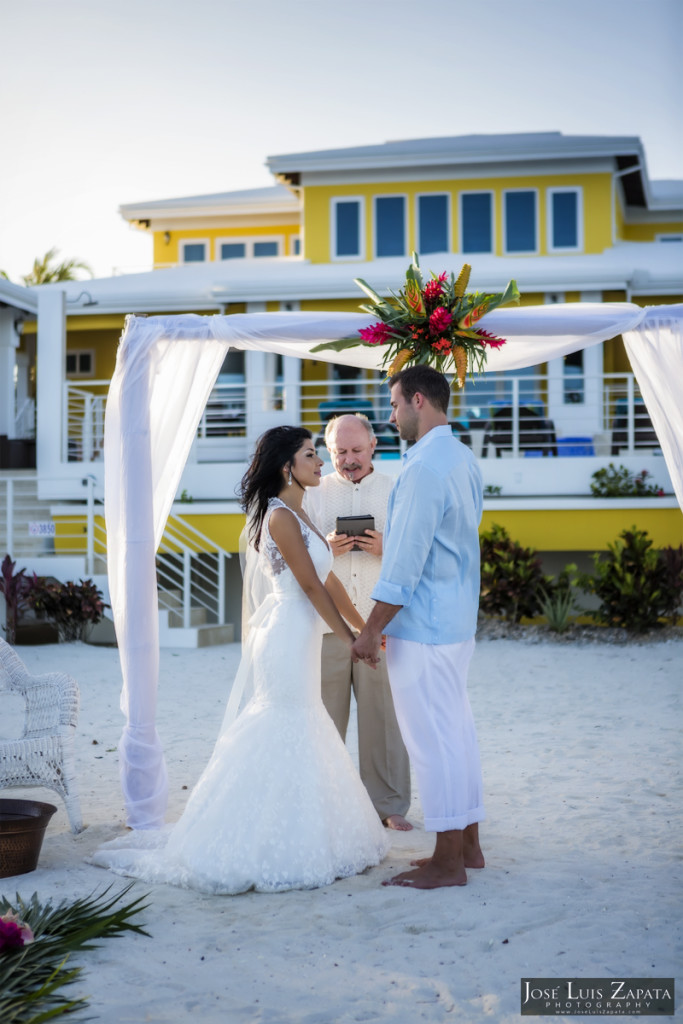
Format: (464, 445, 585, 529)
(351, 628, 382, 668)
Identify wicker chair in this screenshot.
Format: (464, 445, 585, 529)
(0, 639, 83, 832)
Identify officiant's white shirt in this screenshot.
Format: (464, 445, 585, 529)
(305, 467, 393, 629)
(372, 426, 483, 644)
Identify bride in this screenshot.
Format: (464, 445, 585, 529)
(91, 426, 389, 893)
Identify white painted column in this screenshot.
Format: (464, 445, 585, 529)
(0, 309, 19, 438)
(36, 289, 66, 471)
(244, 302, 267, 452)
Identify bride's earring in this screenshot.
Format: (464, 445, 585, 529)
(287, 469, 292, 486)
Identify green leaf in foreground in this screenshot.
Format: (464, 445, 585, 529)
(0, 884, 150, 1023)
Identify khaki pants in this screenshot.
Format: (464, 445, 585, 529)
(321, 633, 410, 821)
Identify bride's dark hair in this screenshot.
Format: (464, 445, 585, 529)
(239, 425, 313, 549)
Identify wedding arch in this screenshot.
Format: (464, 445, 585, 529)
(103, 302, 683, 829)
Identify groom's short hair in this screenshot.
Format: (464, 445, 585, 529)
(389, 365, 450, 415)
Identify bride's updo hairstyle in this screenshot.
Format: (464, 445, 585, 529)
(240, 425, 313, 549)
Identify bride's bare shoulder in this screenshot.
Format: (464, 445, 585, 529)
(268, 504, 302, 537)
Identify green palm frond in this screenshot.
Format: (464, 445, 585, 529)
(0, 884, 150, 1023)
(21, 249, 93, 286)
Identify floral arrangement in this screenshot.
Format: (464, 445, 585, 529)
(0, 885, 148, 1022)
(312, 253, 520, 387)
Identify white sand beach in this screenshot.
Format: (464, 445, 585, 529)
(1, 636, 681, 1023)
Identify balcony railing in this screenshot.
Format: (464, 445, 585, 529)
(63, 372, 662, 465)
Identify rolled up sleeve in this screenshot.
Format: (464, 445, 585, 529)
(371, 461, 444, 607)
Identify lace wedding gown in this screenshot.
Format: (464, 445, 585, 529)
(90, 498, 389, 894)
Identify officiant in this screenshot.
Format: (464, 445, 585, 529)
(304, 414, 412, 831)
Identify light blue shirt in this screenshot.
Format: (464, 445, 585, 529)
(371, 425, 483, 644)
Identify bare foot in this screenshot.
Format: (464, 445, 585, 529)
(383, 814, 413, 832)
(410, 850, 485, 869)
(382, 862, 467, 889)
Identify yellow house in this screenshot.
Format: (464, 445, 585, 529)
(3, 133, 681, 642)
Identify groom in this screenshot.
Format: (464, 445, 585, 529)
(351, 365, 485, 889)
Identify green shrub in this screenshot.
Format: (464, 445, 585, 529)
(0, 554, 30, 646)
(479, 523, 546, 622)
(577, 527, 683, 632)
(26, 576, 107, 642)
(590, 463, 664, 498)
(538, 571, 579, 633)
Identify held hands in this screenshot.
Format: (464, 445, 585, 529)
(350, 628, 382, 669)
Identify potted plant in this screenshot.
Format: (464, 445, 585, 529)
(26, 576, 107, 643)
(0, 555, 30, 646)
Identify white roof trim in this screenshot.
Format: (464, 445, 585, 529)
(267, 132, 645, 175)
(0, 279, 38, 314)
(52, 243, 683, 315)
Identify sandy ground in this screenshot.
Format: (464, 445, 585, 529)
(1, 637, 681, 1023)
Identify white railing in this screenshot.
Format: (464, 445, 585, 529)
(63, 371, 658, 464)
(0, 474, 232, 630)
(64, 381, 109, 463)
(156, 514, 232, 628)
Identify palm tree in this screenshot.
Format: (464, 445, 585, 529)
(0, 247, 93, 285)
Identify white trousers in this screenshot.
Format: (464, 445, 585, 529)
(386, 636, 485, 832)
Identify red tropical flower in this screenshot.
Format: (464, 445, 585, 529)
(431, 337, 452, 353)
(359, 322, 392, 346)
(475, 329, 506, 349)
(424, 278, 444, 304)
(429, 307, 453, 335)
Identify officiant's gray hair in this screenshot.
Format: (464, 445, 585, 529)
(324, 413, 375, 449)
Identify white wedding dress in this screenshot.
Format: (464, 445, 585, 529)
(90, 498, 389, 894)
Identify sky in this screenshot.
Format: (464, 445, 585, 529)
(2, 0, 682, 283)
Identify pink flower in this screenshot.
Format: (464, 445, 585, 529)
(429, 307, 453, 335)
(0, 911, 34, 951)
(475, 329, 506, 349)
(424, 278, 444, 303)
(359, 322, 392, 346)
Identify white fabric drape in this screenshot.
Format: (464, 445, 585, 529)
(623, 309, 683, 509)
(104, 302, 683, 828)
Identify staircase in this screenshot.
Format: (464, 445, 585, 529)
(158, 588, 234, 648)
(0, 472, 59, 560)
(1, 474, 237, 648)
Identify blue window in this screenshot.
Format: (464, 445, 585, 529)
(461, 193, 492, 253)
(334, 200, 361, 257)
(418, 194, 448, 254)
(220, 242, 246, 260)
(292, 237, 301, 255)
(182, 243, 206, 262)
(375, 196, 405, 258)
(254, 241, 279, 257)
(551, 191, 578, 249)
(505, 191, 537, 253)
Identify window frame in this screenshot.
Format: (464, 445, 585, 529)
(215, 236, 284, 260)
(215, 238, 248, 261)
(65, 349, 95, 379)
(503, 188, 539, 255)
(373, 193, 408, 259)
(547, 186, 583, 253)
(415, 192, 451, 255)
(180, 238, 210, 263)
(459, 190, 494, 255)
(330, 196, 365, 261)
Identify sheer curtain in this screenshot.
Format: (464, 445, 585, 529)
(104, 303, 683, 828)
(623, 306, 683, 509)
